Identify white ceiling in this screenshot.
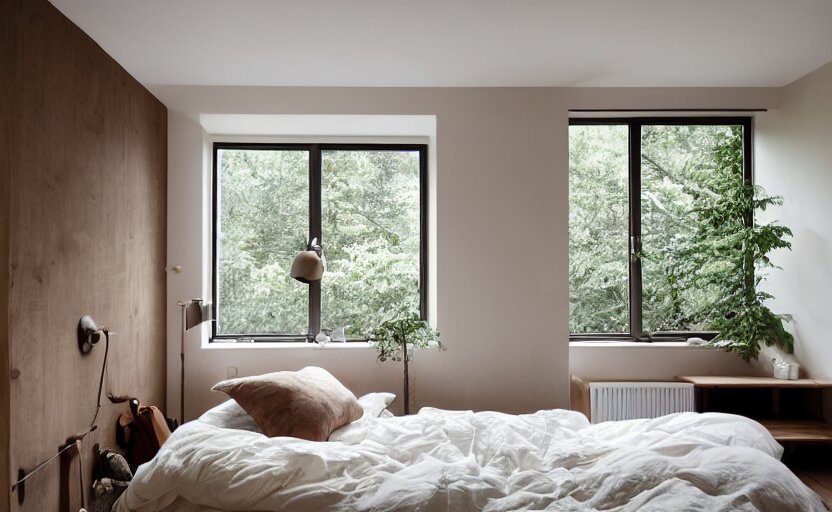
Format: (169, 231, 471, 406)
(49, 0, 832, 88)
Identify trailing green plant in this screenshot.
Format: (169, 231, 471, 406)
(672, 128, 793, 360)
(369, 313, 444, 414)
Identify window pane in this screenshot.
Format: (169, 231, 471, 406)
(641, 125, 744, 332)
(321, 150, 421, 339)
(216, 148, 309, 335)
(569, 125, 630, 333)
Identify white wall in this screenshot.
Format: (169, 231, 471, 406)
(570, 343, 761, 382)
(160, 88, 571, 418)
(155, 85, 781, 419)
(756, 61, 832, 383)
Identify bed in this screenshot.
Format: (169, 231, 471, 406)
(114, 396, 824, 511)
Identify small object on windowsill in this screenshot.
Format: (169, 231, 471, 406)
(686, 337, 707, 346)
(315, 331, 330, 346)
(789, 362, 801, 380)
(331, 326, 349, 343)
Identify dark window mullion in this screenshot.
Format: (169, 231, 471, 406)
(628, 121, 645, 340)
(418, 146, 428, 320)
(211, 145, 220, 340)
(308, 145, 322, 340)
(741, 120, 755, 311)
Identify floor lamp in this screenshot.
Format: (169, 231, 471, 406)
(178, 298, 210, 423)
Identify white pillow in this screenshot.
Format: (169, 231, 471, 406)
(198, 392, 394, 436)
(357, 392, 396, 417)
(330, 392, 396, 443)
(198, 399, 263, 433)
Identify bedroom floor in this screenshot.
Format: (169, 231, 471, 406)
(785, 445, 832, 508)
(795, 469, 832, 508)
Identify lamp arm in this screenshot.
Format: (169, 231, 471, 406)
(178, 301, 187, 424)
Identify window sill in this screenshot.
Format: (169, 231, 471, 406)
(570, 340, 718, 349)
(203, 341, 374, 350)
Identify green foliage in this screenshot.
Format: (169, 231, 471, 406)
(216, 148, 421, 338)
(217, 149, 309, 334)
(569, 125, 629, 332)
(321, 151, 421, 337)
(640, 125, 736, 331)
(570, 124, 793, 361)
(669, 129, 794, 360)
(368, 313, 444, 362)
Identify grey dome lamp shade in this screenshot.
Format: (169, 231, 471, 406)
(291, 238, 324, 283)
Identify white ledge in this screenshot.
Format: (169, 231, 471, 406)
(202, 341, 374, 350)
(570, 341, 718, 349)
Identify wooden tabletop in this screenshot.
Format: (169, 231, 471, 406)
(677, 376, 832, 388)
(757, 419, 832, 443)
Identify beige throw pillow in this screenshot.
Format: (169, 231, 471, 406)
(211, 366, 363, 441)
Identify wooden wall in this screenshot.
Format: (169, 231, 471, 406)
(2, 0, 168, 510)
(0, 0, 13, 507)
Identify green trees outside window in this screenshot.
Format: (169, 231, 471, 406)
(569, 119, 792, 359)
(214, 145, 424, 340)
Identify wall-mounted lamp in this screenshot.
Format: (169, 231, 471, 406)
(77, 315, 106, 354)
(178, 299, 212, 423)
(290, 238, 324, 283)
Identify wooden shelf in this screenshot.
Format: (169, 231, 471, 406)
(757, 419, 832, 443)
(677, 376, 832, 445)
(677, 376, 832, 388)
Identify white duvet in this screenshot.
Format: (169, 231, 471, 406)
(115, 404, 824, 512)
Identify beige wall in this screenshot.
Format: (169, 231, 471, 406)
(154, 85, 780, 418)
(563, 87, 780, 111)
(3, 0, 168, 509)
(159, 88, 571, 417)
(755, 61, 832, 384)
(570, 343, 762, 382)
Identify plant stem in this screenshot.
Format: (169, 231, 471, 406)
(402, 339, 409, 415)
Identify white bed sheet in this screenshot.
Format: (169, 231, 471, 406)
(114, 405, 824, 511)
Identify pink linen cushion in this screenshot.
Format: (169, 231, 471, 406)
(211, 366, 363, 441)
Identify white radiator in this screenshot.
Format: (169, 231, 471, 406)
(588, 382, 695, 423)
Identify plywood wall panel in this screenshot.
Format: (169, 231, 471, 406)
(0, 0, 15, 507)
(4, 0, 167, 509)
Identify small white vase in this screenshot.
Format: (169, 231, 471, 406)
(773, 359, 791, 380)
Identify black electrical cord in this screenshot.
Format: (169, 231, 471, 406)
(89, 330, 110, 429)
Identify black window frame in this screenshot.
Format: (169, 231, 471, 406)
(211, 142, 429, 343)
(568, 116, 753, 342)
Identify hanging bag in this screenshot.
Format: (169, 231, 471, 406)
(116, 399, 173, 471)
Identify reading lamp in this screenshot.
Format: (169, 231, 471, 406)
(178, 298, 211, 423)
(291, 238, 324, 283)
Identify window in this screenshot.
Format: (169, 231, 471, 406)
(569, 118, 752, 340)
(213, 143, 427, 341)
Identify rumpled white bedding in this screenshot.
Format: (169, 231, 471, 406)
(114, 405, 824, 512)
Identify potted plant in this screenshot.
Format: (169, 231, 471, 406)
(369, 313, 444, 414)
(669, 130, 793, 361)
(706, 180, 794, 361)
